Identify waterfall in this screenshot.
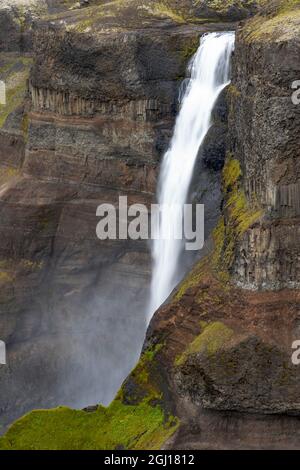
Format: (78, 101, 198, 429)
(148, 31, 235, 318)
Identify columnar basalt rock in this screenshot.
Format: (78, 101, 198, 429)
(227, 1, 300, 290)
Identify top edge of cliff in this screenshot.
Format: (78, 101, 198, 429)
(240, 0, 300, 42)
(0, 1, 268, 35)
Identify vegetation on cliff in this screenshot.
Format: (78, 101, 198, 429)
(212, 154, 263, 276)
(0, 54, 32, 128)
(0, 402, 177, 450)
(175, 321, 234, 366)
(242, 0, 300, 41)
(36, 0, 264, 32)
(175, 152, 263, 300)
(0, 344, 179, 450)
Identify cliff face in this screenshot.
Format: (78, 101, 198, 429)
(229, 0, 300, 290)
(1, 0, 300, 451)
(0, 1, 49, 52)
(0, 0, 239, 433)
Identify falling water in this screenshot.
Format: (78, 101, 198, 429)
(148, 31, 235, 318)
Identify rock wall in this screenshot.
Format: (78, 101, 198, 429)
(228, 1, 300, 290)
(0, 1, 234, 431)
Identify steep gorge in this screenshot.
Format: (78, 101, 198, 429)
(1, 0, 300, 450)
(0, 0, 237, 432)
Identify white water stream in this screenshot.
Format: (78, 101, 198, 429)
(148, 31, 235, 318)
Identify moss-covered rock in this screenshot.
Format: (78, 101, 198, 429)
(0, 344, 179, 450)
(227, 0, 300, 290)
(242, 0, 300, 42)
(0, 401, 178, 450)
(175, 153, 263, 301)
(212, 154, 263, 277)
(175, 321, 234, 366)
(39, 0, 264, 33)
(0, 54, 32, 129)
(175, 327, 300, 414)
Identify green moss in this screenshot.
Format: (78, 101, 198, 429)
(243, 0, 300, 42)
(0, 271, 15, 283)
(212, 217, 227, 271)
(65, 1, 123, 32)
(174, 155, 260, 291)
(212, 155, 263, 276)
(0, 342, 178, 450)
(175, 154, 263, 300)
(20, 259, 44, 271)
(280, 0, 300, 12)
(72, 18, 93, 33)
(175, 321, 234, 366)
(227, 84, 241, 102)
(181, 37, 200, 60)
(51, 0, 246, 33)
(226, 188, 262, 235)
(175, 256, 210, 301)
(223, 154, 242, 191)
(14, 1, 48, 26)
(194, 0, 265, 14)
(0, 257, 43, 287)
(0, 401, 178, 450)
(0, 166, 20, 181)
(130, 343, 164, 397)
(152, 2, 185, 23)
(17, 5, 27, 33)
(0, 55, 32, 129)
(0, 81, 26, 128)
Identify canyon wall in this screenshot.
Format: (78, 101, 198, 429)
(0, 0, 236, 432)
(2, 0, 300, 451)
(229, 0, 300, 290)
